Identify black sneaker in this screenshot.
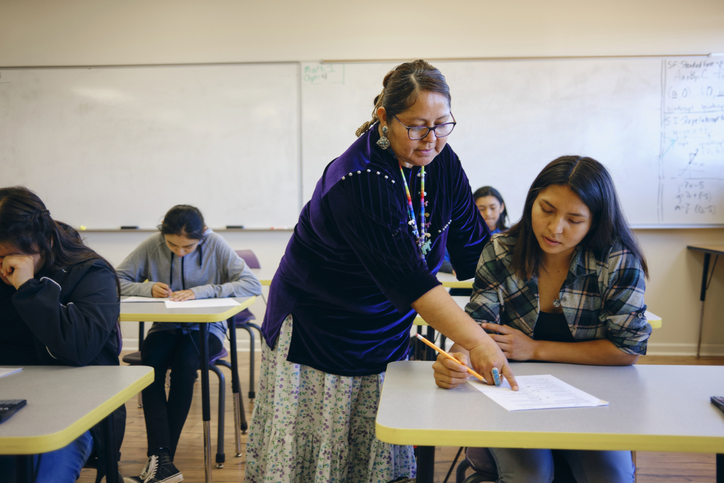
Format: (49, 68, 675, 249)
(123, 454, 158, 483)
(144, 452, 183, 483)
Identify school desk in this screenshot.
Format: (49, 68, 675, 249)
(120, 296, 255, 483)
(376, 361, 724, 483)
(687, 245, 724, 357)
(0, 365, 153, 483)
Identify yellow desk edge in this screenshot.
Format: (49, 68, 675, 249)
(374, 423, 724, 454)
(119, 295, 256, 323)
(1, 367, 154, 455)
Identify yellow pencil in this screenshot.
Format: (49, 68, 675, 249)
(414, 333, 486, 383)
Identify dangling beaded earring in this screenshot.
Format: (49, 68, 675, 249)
(376, 125, 391, 150)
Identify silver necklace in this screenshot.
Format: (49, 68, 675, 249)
(540, 264, 562, 308)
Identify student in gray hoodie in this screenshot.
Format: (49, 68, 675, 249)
(117, 205, 261, 483)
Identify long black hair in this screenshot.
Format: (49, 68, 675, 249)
(0, 186, 118, 288)
(473, 185, 509, 232)
(507, 156, 648, 280)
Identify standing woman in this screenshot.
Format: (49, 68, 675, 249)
(474, 185, 509, 234)
(117, 205, 262, 483)
(434, 156, 652, 483)
(0, 186, 124, 483)
(245, 60, 517, 483)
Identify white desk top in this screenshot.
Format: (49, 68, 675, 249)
(376, 361, 724, 454)
(0, 365, 153, 454)
(119, 295, 255, 323)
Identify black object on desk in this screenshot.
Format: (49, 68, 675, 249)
(712, 396, 724, 415)
(0, 399, 27, 423)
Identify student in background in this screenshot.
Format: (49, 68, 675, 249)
(117, 205, 261, 483)
(0, 186, 124, 483)
(245, 60, 516, 483)
(433, 156, 651, 483)
(474, 185, 508, 234)
(440, 185, 507, 274)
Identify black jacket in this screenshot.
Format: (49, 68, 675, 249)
(0, 258, 124, 480)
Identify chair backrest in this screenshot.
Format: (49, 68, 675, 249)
(235, 249, 261, 269)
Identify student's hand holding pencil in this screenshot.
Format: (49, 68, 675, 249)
(430, 336, 518, 391)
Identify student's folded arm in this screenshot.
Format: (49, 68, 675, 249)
(601, 246, 651, 358)
(465, 240, 506, 325)
(13, 263, 120, 366)
(116, 252, 153, 297)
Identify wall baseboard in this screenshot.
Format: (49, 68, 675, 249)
(122, 340, 724, 357)
(646, 342, 724, 357)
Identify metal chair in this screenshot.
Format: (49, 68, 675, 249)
(233, 249, 264, 400)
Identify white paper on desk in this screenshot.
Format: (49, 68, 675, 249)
(164, 299, 240, 309)
(469, 374, 608, 411)
(0, 367, 22, 378)
(122, 296, 170, 303)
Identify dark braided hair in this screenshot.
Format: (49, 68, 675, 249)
(356, 60, 451, 137)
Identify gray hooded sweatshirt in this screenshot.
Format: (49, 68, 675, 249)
(116, 229, 262, 342)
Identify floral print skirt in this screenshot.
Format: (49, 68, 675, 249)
(244, 315, 416, 483)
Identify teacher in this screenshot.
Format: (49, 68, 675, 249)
(245, 60, 516, 483)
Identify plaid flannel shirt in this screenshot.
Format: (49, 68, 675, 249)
(466, 234, 651, 355)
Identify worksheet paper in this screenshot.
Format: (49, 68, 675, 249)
(469, 374, 608, 411)
(122, 296, 169, 303)
(164, 299, 240, 309)
(0, 367, 22, 378)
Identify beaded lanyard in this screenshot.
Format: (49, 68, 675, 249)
(399, 164, 431, 260)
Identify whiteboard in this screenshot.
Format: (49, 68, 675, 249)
(301, 58, 724, 227)
(2, 58, 722, 229)
(0, 63, 300, 229)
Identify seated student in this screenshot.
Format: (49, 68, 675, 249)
(439, 185, 508, 275)
(0, 186, 124, 483)
(117, 205, 262, 483)
(433, 156, 651, 483)
(474, 185, 509, 234)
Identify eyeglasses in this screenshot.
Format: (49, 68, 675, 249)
(392, 113, 456, 140)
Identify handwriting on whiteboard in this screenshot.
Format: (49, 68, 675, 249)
(660, 59, 724, 223)
(302, 64, 345, 86)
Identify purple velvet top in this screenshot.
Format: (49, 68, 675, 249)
(262, 124, 489, 376)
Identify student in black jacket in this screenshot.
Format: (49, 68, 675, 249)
(0, 186, 124, 483)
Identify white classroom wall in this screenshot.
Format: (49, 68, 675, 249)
(2, 0, 723, 355)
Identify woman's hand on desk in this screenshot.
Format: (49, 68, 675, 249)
(468, 339, 518, 390)
(482, 323, 536, 361)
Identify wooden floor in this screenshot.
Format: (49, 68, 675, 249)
(79, 354, 724, 483)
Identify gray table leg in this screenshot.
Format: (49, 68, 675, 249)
(199, 324, 212, 483)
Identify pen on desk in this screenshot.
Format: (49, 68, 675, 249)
(413, 333, 486, 383)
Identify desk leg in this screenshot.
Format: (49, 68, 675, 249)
(199, 324, 213, 483)
(696, 253, 711, 358)
(15, 455, 33, 483)
(425, 326, 436, 361)
(227, 317, 247, 457)
(102, 414, 119, 483)
(717, 453, 723, 483)
(416, 446, 435, 483)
